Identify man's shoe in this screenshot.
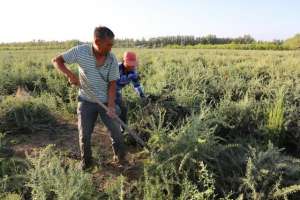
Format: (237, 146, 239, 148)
(78, 160, 93, 171)
(111, 155, 129, 168)
(117, 159, 130, 168)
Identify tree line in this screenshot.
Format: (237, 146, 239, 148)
(0, 34, 299, 50)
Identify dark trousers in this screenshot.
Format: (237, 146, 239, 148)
(77, 98, 126, 166)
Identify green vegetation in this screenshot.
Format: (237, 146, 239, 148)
(284, 34, 300, 49)
(0, 47, 299, 199)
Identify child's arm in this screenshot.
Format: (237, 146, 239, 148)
(129, 72, 145, 98)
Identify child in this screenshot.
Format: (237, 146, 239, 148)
(116, 51, 147, 130)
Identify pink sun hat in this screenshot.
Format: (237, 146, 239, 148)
(123, 51, 138, 67)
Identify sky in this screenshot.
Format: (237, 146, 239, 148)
(0, 0, 299, 43)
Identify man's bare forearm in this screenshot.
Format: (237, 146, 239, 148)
(52, 55, 75, 78)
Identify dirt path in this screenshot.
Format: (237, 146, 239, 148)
(6, 119, 146, 192)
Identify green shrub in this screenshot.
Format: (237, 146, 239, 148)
(239, 142, 300, 199)
(1, 193, 22, 200)
(0, 134, 29, 197)
(266, 89, 285, 137)
(26, 145, 98, 200)
(104, 175, 126, 200)
(136, 162, 217, 200)
(0, 96, 56, 134)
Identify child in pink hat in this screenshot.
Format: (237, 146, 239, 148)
(116, 51, 147, 131)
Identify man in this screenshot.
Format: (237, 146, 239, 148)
(116, 51, 147, 131)
(52, 26, 127, 170)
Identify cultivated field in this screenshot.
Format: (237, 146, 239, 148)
(0, 48, 299, 199)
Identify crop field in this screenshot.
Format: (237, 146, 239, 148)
(0, 48, 299, 199)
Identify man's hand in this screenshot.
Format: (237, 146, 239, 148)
(107, 106, 117, 118)
(68, 74, 80, 87)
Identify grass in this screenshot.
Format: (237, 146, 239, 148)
(0, 47, 299, 199)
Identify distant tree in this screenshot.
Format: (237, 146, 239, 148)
(284, 34, 300, 49)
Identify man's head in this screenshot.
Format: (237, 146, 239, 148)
(93, 26, 114, 55)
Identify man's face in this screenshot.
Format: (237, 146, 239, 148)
(94, 37, 114, 55)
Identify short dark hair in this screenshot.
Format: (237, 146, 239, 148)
(94, 26, 115, 40)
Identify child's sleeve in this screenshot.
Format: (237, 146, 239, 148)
(130, 72, 145, 98)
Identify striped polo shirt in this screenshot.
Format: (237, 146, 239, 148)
(62, 43, 120, 103)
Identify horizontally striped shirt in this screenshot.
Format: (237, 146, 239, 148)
(62, 43, 119, 103)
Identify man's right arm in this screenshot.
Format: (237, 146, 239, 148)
(51, 55, 80, 86)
